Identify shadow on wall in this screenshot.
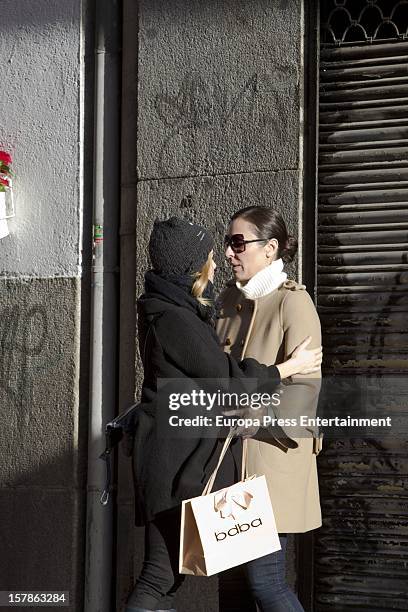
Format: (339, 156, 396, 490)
(0, 0, 79, 32)
(0, 450, 86, 612)
(0, 277, 91, 612)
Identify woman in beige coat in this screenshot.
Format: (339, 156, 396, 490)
(216, 206, 323, 612)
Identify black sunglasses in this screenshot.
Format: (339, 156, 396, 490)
(224, 233, 271, 254)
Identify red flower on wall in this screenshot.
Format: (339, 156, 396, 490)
(0, 151, 12, 166)
(0, 150, 13, 192)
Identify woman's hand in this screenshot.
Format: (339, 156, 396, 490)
(291, 336, 323, 374)
(276, 336, 322, 379)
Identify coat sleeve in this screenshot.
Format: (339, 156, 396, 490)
(154, 311, 293, 446)
(154, 310, 281, 389)
(277, 288, 322, 435)
(281, 288, 322, 358)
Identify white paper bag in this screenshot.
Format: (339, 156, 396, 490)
(179, 434, 281, 576)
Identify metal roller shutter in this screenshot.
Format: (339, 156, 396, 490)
(314, 7, 408, 610)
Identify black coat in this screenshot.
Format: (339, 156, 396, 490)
(132, 271, 281, 525)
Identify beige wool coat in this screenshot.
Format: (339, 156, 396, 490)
(216, 279, 323, 533)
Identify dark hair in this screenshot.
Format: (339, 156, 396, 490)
(230, 206, 298, 263)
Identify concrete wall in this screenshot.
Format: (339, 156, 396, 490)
(119, 1, 304, 610)
(135, 0, 302, 287)
(0, 2, 92, 610)
(0, 0, 84, 278)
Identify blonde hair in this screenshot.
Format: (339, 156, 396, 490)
(191, 251, 213, 306)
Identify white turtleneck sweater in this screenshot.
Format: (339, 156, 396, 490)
(236, 258, 287, 300)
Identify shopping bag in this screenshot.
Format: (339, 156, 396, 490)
(179, 433, 281, 576)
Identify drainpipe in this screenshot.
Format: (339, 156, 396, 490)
(85, 1, 121, 611)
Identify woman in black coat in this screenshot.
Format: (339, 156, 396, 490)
(125, 217, 322, 612)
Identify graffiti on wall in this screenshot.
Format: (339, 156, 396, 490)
(154, 70, 297, 176)
(0, 305, 48, 412)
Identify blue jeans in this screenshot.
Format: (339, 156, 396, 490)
(219, 535, 304, 612)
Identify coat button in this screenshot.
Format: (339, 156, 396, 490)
(236, 304, 242, 312)
(240, 339, 245, 346)
(225, 337, 231, 346)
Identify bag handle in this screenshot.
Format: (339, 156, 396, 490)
(202, 431, 233, 495)
(202, 429, 249, 496)
(241, 438, 248, 481)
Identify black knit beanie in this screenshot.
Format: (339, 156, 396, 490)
(148, 217, 214, 275)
